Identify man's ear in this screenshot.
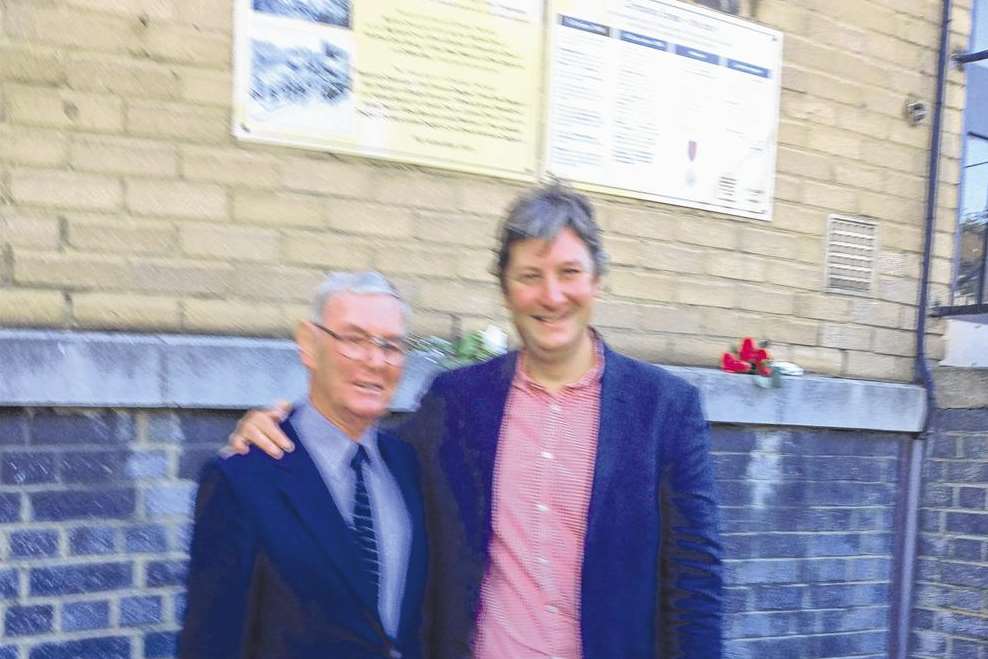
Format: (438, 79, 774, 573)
(296, 321, 317, 370)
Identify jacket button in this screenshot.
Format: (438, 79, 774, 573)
(388, 650, 402, 659)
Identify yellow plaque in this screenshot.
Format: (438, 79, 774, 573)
(234, 0, 543, 181)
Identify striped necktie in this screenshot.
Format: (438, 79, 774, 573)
(350, 445, 380, 605)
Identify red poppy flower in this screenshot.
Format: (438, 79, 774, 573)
(738, 337, 757, 362)
(722, 352, 753, 373)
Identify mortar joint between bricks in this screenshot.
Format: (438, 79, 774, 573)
(1, 245, 13, 285)
(63, 291, 75, 328)
(57, 215, 69, 252)
(0, 169, 12, 205)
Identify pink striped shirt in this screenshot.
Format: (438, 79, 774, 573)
(474, 342, 604, 659)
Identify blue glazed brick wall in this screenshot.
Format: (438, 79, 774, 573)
(0, 408, 242, 659)
(712, 426, 904, 659)
(1, 407, 916, 658)
(911, 406, 988, 659)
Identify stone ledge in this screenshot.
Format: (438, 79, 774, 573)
(665, 366, 926, 432)
(0, 330, 927, 431)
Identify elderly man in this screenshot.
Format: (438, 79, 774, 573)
(181, 272, 427, 659)
(231, 185, 723, 658)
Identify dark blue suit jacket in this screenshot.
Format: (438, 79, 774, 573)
(402, 344, 723, 659)
(180, 416, 428, 659)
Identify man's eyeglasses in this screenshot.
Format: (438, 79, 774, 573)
(311, 323, 409, 366)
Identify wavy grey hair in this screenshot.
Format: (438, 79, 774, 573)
(310, 271, 410, 327)
(494, 184, 608, 288)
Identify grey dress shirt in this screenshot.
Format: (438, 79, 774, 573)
(294, 399, 412, 639)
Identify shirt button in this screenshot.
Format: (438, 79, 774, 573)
(537, 556, 550, 565)
(536, 503, 549, 513)
(540, 450, 554, 460)
(545, 604, 559, 614)
(549, 404, 561, 413)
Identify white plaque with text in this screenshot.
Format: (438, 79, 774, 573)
(543, 0, 782, 220)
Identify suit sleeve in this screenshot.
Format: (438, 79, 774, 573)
(658, 385, 724, 658)
(179, 461, 259, 659)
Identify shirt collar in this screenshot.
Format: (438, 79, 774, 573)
(514, 328, 605, 393)
(294, 398, 381, 480)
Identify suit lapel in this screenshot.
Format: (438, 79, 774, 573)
(463, 353, 516, 553)
(274, 417, 380, 615)
(582, 346, 675, 655)
(581, 348, 635, 612)
(584, 346, 632, 545)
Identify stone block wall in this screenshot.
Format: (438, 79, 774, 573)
(0, 0, 974, 381)
(0, 406, 917, 658)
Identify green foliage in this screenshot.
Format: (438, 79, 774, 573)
(409, 329, 506, 369)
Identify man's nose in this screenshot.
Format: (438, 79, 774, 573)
(539, 276, 565, 306)
(363, 342, 388, 368)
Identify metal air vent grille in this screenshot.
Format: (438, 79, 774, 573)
(825, 215, 877, 295)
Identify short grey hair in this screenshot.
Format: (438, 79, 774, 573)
(310, 271, 410, 328)
(494, 184, 608, 288)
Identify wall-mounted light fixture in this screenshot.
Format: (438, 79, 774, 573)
(904, 95, 928, 126)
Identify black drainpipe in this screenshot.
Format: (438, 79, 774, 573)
(889, 0, 951, 657)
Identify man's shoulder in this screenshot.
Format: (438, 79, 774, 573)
(605, 347, 699, 399)
(377, 426, 417, 459)
(429, 351, 516, 393)
(208, 434, 287, 491)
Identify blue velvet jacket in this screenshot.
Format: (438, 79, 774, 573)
(180, 416, 428, 659)
(401, 344, 723, 659)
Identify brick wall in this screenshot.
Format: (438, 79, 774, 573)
(910, 373, 988, 658)
(0, 0, 973, 382)
(0, 407, 242, 659)
(0, 406, 920, 658)
(714, 426, 904, 658)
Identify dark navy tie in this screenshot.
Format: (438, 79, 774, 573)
(350, 445, 380, 605)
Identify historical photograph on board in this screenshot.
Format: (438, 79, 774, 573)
(250, 38, 352, 114)
(253, 0, 352, 29)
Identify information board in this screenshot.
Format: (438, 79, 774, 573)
(232, 0, 783, 220)
(233, 0, 544, 180)
(543, 0, 782, 220)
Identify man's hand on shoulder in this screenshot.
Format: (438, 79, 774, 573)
(222, 400, 295, 459)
